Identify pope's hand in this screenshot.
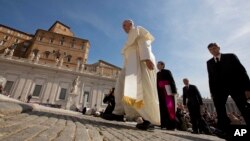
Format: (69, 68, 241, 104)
(145, 60, 154, 70)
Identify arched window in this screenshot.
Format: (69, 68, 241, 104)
(60, 37, 65, 46)
(71, 42, 74, 48)
(44, 51, 50, 58)
(67, 55, 72, 62)
(33, 49, 39, 56)
(77, 57, 82, 65)
(49, 38, 54, 44)
(53, 50, 61, 58)
(38, 36, 43, 41)
(60, 39, 64, 45)
(81, 44, 85, 50)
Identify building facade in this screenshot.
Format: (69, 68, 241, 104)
(0, 21, 240, 114)
(0, 21, 121, 111)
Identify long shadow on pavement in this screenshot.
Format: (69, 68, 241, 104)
(24, 110, 223, 141)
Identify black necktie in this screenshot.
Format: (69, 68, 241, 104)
(216, 57, 219, 63)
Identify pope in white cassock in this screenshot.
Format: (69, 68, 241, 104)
(112, 20, 160, 130)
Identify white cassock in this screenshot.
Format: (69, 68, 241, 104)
(113, 26, 160, 125)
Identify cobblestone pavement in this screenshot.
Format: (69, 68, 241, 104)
(0, 95, 225, 141)
(0, 110, 225, 141)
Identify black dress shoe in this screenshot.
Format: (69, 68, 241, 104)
(136, 121, 154, 131)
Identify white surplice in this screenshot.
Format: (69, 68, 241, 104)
(114, 26, 160, 125)
(112, 68, 141, 121)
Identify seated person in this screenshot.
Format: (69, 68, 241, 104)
(103, 88, 115, 114)
(101, 88, 125, 121)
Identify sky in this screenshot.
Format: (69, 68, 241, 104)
(1, 0, 250, 98)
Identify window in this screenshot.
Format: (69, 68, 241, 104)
(67, 55, 72, 62)
(4, 35, 9, 40)
(32, 85, 42, 96)
(49, 38, 54, 44)
(33, 49, 39, 56)
(77, 58, 82, 65)
(4, 81, 14, 94)
(54, 50, 61, 58)
(84, 91, 89, 102)
(44, 51, 50, 58)
(38, 36, 43, 41)
(12, 44, 17, 49)
(81, 44, 85, 50)
(60, 39, 64, 45)
(59, 88, 67, 100)
(71, 43, 74, 48)
(15, 39, 19, 43)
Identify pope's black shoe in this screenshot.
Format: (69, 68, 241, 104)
(136, 120, 154, 131)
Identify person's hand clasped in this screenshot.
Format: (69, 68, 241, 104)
(145, 60, 154, 70)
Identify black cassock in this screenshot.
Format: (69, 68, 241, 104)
(157, 69, 177, 129)
(103, 94, 115, 114)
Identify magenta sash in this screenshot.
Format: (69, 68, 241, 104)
(158, 80, 175, 121)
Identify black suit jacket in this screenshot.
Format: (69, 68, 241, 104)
(183, 84, 203, 106)
(207, 53, 250, 96)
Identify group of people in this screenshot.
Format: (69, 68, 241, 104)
(100, 19, 250, 140)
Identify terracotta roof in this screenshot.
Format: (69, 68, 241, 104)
(0, 24, 33, 37)
(48, 21, 70, 31)
(35, 29, 89, 42)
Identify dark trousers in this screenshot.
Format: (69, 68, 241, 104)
(212, 89, 250, 132)
(188, 103, 211, 134)
(188, 104, 202, 132)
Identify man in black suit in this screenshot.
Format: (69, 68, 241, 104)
(182, 78, 209, 134)
(207, 43, 250, 134)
